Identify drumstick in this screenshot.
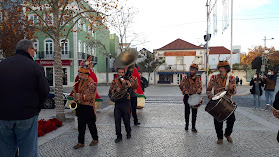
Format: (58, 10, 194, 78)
(266, 104, 278, 111)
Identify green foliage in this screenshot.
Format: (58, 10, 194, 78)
(232, 63, 251, 70)
(137, 50, 165, 73)
(251, 56, 262, 73)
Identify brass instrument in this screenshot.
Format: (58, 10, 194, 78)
(69, 101, 78, 110)
(110, 50, 138, 101)
(68, 81, 79, 110)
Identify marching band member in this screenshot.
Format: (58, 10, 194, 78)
(179, 64, 202, 132)
(72, 57, 103, 109)
(72, 66, 98, 149)
(131, 68, 140, 125)
(206, 61, 236, 144)
(109, 68, 133, 143)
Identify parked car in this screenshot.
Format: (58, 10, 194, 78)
(43, 88, 69, 109)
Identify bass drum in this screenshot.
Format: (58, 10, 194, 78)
(205, 91, 237, 122)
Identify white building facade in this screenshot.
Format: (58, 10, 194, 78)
(153, 39, 206, 85)
(208, 46, 240, 69)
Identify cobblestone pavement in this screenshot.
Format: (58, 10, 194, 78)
(38, 95, 279, 157)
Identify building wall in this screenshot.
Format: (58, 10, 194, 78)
(208, 54, 240, 69)
(95, 27, 110, 73)
(28, 2, 117, 87)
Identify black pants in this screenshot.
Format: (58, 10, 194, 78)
(114, 100, 131, 138)
(76, 104, 98, 144)
(214, 112, 235, 139)
(184, 95, 198, 128)
(130, 97, 138, 124)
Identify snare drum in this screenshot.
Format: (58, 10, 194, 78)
(188, 94, 203, 109)
(205, 91, 237, 122)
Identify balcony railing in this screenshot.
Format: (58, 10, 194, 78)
(37, 51, 71, 59)
(78, 52, 86, 60)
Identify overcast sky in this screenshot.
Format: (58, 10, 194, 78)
(119, 0, 279, 53)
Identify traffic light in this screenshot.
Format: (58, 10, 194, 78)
(204, 34, 211, 42)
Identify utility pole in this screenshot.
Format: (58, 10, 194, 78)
(230, 0, 233, 68)
(261, 36, 274, 75)
(205, 0, 209, 88)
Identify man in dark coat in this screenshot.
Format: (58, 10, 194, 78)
(0, 39, 49, 157)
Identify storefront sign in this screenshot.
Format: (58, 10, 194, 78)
(164, 51, 196, 56)
(36, 60, 72, 66)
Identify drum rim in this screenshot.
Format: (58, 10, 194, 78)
(216, 106, 237, 122)
(206, 98, 223, 112)
(188, 94, 202, 106)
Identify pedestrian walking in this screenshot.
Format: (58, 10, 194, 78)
(0, 39, 49, 157)
(240, 79, 242, 86)
(236, 76, 239, 85)
(250, 73, 264, 110)
(179, 64, 202, 132)
(263, 69, 277, 110)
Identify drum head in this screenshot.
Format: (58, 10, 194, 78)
(212, 91, 227, 100)
(188, 94, 202, 106)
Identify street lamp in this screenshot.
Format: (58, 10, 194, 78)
(261, 36, 274, 74)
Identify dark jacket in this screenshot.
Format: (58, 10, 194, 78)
(140, 76, 148, 92)
(0, 50, 49, 120)
(250, 78, 264, 96)
(263, 75, 277, 91)
(273, 91, 279, 110)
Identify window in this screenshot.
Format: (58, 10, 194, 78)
(84, 43, 87, 54)
(44, 14, 53, 25)
(83, 23, 86, 31)
(78, 40, 82, 52)
(78, 19, 81, 28)
(33, 39, 39, 59)
(33, 39, 39, 51)
(44, 39, 53, 58)
(28, 14, 38, 25)
(176, 57, 184, 65)
(46, 67, 53, 86)
(61, 15, 69, 26)
(60, 39, 69, 55)
(88, 46, 91, 55)
(92, 48, 95, 56)
(195, 56, 203, 64)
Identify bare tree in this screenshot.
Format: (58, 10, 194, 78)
(20, 0, 119, 121)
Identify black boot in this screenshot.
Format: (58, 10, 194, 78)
(192, 127, 197, 133)
(185, 124, 188, 131)
(127, 133, 131, 139)
(115, 136, 122, 143)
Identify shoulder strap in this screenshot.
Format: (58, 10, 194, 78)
(225, 75, 230, 90)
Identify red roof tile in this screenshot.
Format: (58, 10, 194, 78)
(209, 46, 236, 54)
(156, 38, 204, 50)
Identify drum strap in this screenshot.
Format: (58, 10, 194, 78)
(225, 75, 230, 90)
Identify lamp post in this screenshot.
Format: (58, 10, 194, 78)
(261, 36, 274, 74)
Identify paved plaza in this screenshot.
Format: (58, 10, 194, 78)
(38, 85, 279, 157)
